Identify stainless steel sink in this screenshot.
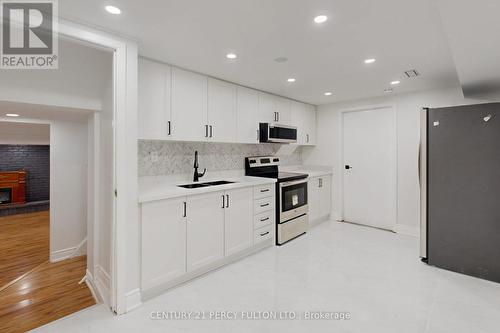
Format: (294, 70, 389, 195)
(178, 180, 235, 189)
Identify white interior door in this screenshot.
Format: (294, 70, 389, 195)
(342, 107, 396, 230)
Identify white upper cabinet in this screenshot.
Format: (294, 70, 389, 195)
(291, 101, 316, 145)
(275, 96, 292, 125)
(171, 67, 208, 141)
(138, 58, 171, 140)
(137, 59, 315, 144)
(237, 86, 260, 144)
(207, 78, 237, 143)
(258, 92, 278, 124)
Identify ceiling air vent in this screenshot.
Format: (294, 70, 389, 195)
(405, 69, 419, 78)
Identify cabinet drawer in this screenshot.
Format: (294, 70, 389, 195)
(254, 196, 274, 215)
(254, 211, 274, 229)
(254, 225, 273, 244)
(253, 184, 273, 199)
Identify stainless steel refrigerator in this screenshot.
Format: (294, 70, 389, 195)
(420, 103, 500, 283)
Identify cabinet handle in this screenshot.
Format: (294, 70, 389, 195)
(306, 134, 309, 143)
(260, 217, 269, 222)
(183, 201, 187, 217)
(222, 195, 225, 208)
(277, 112, 280, 122)
(168, 121, 171, 136)
(260, 231, 270, 236)
(274, 112, 277, 122)
(205, 125, 209, 137)
(226, 194, 229, 208)
(210, 125, 213, 138)
(260, 189, 269, 193)
(260, 203, 269, 207)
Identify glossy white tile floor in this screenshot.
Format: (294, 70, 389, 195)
(35, 221, 500, 333)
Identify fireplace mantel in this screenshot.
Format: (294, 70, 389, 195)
(0, 171, 26, 205)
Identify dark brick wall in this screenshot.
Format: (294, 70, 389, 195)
(0, 145, 50, 202)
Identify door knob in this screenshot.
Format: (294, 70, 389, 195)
(345, 165, 352, 170)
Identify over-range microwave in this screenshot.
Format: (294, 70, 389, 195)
(259, 123, 297, 143)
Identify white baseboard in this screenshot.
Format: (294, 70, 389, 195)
(50, 238, 88, 263)
(94, 265, 111, 306)
(50, 247, 77, 262)
(125, 288, 142, 313)
(84, 269, 102, 304)
(393, 224, 419, 237)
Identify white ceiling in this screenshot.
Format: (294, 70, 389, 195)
(59, 0, 460, 105)
(0, 101, 93, 122)
(436, 0, 500, 99)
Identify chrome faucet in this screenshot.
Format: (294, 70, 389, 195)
(193, 150, 206, 182)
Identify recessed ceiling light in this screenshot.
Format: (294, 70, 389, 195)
(5, 113, 20, 117)
(105, 5, 121, 15)
(324, 92, 333, 96)
(314, 15, 328, 24)
(287, 78, 296, 83)
(364, 58, 376, 64)
(391, 80, 401, 85)
(384, 88, 394, 93)
(226, 53, 237, 60)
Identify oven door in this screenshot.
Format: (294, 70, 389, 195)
(279, 179, 308, 222)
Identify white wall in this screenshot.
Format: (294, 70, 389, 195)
(0, 122, 50, 144)
(303, 86, 489, 235)
(50, 119, 89, 261)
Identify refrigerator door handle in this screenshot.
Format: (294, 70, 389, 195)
(420, 108, 428, 260)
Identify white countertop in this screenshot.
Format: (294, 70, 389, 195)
(281, 165, 333, 178)
(139, 175, 276, 203)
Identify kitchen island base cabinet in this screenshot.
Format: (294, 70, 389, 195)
(224, 187, 253, 256)
(141, 197, 187, 291)
(187, 191, 225, 272)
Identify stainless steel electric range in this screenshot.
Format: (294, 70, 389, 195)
(245, 156, 309, 245)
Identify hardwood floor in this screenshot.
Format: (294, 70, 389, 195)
(0, 211, 96, 332)
(0, 211, 49, 287)
(0, 256, 95, 333)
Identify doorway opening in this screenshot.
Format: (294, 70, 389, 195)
(0, 35, 114, 331)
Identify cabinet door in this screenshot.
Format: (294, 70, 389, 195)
(237, 86, 259, 143)
(319, 176, 332, 218)
(208, 78, 237, 142)
(171, 67, 208, 141)
(275, 96, 291, 125)
(291, 101, 307, 144)
(187, 191, 225, 271)
(224, 187, 253, 256)
(138, 58, 171, 140)
(141, 197, 186, 290)
(304, 104, 317, 145)
(258, 92, 277, 123)
(308, 177, 320, 221)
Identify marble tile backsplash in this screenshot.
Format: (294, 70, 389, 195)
(138, 141, 303, 177)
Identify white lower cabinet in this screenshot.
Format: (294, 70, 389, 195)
(140, 184, 275, 294)
(308, 175, 332, 223)
(186, 191, 225, 272)
(141, 197, 187, 290)
(224, 187, 253, 256)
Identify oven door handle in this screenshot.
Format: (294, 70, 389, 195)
(280, 179, 308, 188)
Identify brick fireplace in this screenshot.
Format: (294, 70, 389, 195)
(0, 171, 26, 205)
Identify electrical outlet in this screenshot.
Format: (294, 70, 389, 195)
(150, 151, 159, 162)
